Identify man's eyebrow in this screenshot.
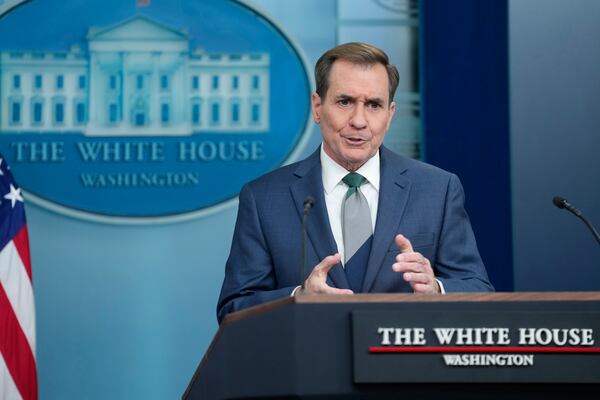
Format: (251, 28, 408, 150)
(334, 94, 385, 103)
(332, 94, 387, 106)
(366, 97, 385, 105)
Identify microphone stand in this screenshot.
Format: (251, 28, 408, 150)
(301, 197, 315, 291)
(553, 196, 600, 246)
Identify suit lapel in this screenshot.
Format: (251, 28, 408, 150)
(290, 149, 350, 289)
(362, 147, 411, 292)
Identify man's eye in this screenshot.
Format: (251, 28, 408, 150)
(368, 102, 382, 109)
(338, 99, 350, 106)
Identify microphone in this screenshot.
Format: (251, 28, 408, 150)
(301, 196, 315, 290)
(553, 196, 600, 246)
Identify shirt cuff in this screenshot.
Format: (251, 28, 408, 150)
(436, 278, 446, 294)
(291, 285, 302, 297)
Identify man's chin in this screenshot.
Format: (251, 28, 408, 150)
(340, 151, 373, 170)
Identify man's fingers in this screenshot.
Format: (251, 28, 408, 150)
(393, 251, 433, 275)
(395, 234, 414, 253)
(395, 252, 427, 264)
(302, 254, 345, 295)
(402, 271, 431, 285)
(324, 287, 354, 295)
(391, 247, 440, 294)
(314, 253, 342, 275)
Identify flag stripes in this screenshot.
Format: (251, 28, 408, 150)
(1, 153, 37, 400)
(0, 283, 37, 400)
(0, 238, 36, 354)
(12, 229, 31, 282)
(0, 354, 22, 400)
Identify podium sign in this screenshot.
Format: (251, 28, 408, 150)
(353, 310, 600, 383)
(184, 293, 600, 400)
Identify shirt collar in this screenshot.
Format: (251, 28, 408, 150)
(320, 145, 380, 194)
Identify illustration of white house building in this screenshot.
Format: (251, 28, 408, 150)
(0, 15, 270, 135)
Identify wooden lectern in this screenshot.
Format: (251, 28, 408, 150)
(183, 293, 600, 399)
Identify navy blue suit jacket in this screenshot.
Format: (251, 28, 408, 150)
(217, 146, 493, 322)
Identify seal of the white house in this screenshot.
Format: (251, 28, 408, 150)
(0, 0, 312, 223)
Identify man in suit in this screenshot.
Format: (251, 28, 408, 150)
(217, 42, 493, 323)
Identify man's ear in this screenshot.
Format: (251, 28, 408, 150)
(311, 92, 322, 123)
(386, 101, 396, 131)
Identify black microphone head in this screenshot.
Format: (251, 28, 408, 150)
(553, 196, 567, 209)
(303, 196, 315, 209)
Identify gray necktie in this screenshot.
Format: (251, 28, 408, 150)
(342, 172, 372, 264)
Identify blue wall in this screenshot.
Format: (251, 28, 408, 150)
(421, 0, 600, 292)
(509, 0, 600, 290)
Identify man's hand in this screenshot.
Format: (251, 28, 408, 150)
(296, 254, 354, 296)
(392, 234, 440, 294)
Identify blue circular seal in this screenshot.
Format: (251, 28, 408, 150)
(0, 0, 312, 223)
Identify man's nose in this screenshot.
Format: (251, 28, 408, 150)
(349, 104, 367, 129)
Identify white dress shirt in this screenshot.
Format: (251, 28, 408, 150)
(320, 146, 380, 266)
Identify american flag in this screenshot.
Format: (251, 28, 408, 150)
(0, 153, 37, 400)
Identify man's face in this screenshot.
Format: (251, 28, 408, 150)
(312, 60, 396, 171)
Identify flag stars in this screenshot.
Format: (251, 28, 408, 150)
(4, 184, 24, 208)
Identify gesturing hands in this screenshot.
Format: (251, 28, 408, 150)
(296, 234, 439, 296)
(392, 234, 440, 294)
(296, 254, 354, 296)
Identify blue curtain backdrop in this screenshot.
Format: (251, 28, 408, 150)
(420, 0, 513, 291)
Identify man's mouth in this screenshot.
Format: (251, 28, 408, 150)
(343, 136, 368, 145)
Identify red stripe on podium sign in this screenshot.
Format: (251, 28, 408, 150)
(369, 346, 600, 354)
